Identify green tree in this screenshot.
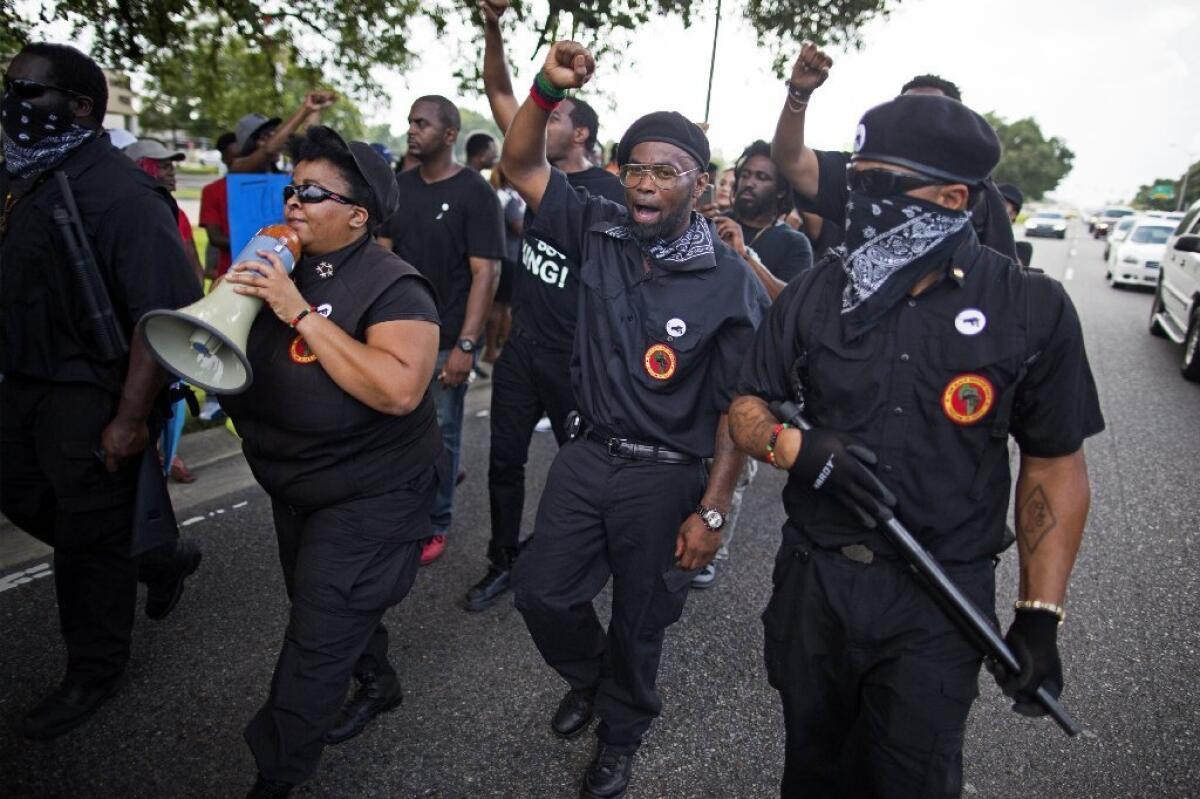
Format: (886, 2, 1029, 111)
(6, 1, 903, 96)
(1131, 161, 1200, 212)
(984, 113, 1074, 201)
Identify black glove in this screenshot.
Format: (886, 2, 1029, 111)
(789, 428, 896, 524)
(987, 609, 1063, 717)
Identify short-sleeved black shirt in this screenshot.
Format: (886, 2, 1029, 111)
(736, 234, 1104, 562)
(739, 220, 813, 282)
(219, 235, 443, 517)
(0, 135, 202, 393)
(380, 167, 505, 350)
(529, 169, 769, 458)
(514, 166, 625, 352)
(797, 149, 1018, 260)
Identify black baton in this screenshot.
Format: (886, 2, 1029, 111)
(769, 400, 1081, 737)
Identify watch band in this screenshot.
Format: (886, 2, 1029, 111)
(695, 503, 725, 531)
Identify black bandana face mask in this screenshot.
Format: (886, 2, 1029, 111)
(835, 190, 971, 338)
(1, 92, 94, 179)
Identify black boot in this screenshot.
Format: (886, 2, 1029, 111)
(21, 674, 123, 739)
(580, 743, 635, 798)
(551, 687, 596, 739)
(323, 672, 403, 745)
(462, 565, 511, 612)
(245, 775, 293, 798)
(145, 539, 202, 620)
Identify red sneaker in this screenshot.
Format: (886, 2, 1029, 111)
(420, 534, 447, 566)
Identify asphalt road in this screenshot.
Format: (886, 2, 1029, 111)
(1, 221, 1198, 798)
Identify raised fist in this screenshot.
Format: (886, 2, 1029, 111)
(479, 0, 509, 24)
(542, 40, 595, 91)
(304, 91, 337, 112)
(788, 41, 833, 93)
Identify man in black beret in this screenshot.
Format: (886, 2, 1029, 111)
(998, 182, 1025, 222)
(772, 42, 1017, 261)
(730, 89, 1104, 796)
(501, 40, 768, 798)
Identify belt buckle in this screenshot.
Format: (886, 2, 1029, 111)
(840, 544, 874, 565)
(607, 438, 624, 457)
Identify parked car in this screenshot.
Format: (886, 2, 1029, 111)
(1024, 209, 1069, 238)
(1106, 217, 1174, 288)
(1092, 206, 1136, 239)
(1104, 215, 1137, 260)
(1148, 199, 1200, 381)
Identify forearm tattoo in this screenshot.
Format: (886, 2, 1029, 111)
(1018, 484, 1057, 556)
(729, 396, 777, 459)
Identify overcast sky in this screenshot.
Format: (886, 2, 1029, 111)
(372, 0, 1200, 207)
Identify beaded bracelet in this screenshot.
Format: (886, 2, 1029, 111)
(765, 422, 791, 468)
(289, 305, 317, 329)
(1014, 599, 1066, 625)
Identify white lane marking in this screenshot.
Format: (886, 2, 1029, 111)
(1, 498, 256, 595)
(1064, 268, 1075, 281)
(1069, 248, 1077, 257)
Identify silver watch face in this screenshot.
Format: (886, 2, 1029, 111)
(702, 509, 725, 529)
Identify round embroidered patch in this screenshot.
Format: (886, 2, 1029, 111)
(941, 373, 994, 425)
(289, 335, 318, 364)
(643, 343, 677, 381)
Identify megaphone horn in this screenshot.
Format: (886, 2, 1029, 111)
(138, 224, 302, 394)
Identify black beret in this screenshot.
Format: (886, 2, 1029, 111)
(852, 94, 1001, 185)
(325, 128, 400, 222)
(996, 183, 1024, 211)
(616, 111, 710, 172)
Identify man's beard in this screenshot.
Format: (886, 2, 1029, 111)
(630, 201, 692, 245)
(733, 191, 772, 222)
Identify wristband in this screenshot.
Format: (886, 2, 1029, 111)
(1014, 599, 1066, 625)
(289, 305, 316, 329)
(765, 422, 791, 468)
(530, 72, 565, 111)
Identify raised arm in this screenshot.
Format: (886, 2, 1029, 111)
(480, 0, 520, 133)
(500, 40, 594, 214)
(229, 92, 336, 173)
(771, 42, 832, 202)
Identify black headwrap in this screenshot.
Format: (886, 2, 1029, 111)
(616, 111, 710, 171)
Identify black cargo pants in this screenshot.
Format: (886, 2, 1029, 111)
(512, 437, 706, 753)
(764, 524, 995, 798)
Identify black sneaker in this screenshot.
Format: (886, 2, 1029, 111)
(145, 539, 202, 620)
(462, 566, 511, 612)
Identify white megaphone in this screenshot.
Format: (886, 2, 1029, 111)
(138, 224, 302, 394)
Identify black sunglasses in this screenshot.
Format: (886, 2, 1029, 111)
(2, 76, 84, 101)
(283, 183, 364, 208)
(846, 165, 945, 197)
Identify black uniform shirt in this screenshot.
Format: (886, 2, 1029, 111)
(799, 149, 1018, 260)
(736, 234, 1105, 562)
(739, 220, 813, 282)
(514, 166, 625, 352)
(529, 169, 769, 459)
(0, 135, 201, 393)
(380, 167, 504, 351)
(219, 236, 443, 514)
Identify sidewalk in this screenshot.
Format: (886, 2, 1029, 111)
(0, 374, 497, 572)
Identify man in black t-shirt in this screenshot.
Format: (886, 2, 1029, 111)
(466, 1, 627, 612)
(771, 47, 1017, 261)
(377, 94, 504, 566)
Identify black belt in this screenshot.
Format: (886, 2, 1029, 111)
(580, 426, 697, 465)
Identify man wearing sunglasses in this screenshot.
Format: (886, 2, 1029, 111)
(771, 42, 1017, 262)
(730, 93, 1103, 797)
(1, 43, 204, 738)
(501, 40, 768, 799)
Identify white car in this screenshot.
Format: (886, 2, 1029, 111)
(1106, 217, 1175, 288)
(1149, 199, 1200, 381)
(1104, 215, 1137, 260)
(1024, 210, 1068, 239)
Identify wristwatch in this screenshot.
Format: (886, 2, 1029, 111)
(695, 504, 726, 531)
(456, 338, 476, 353)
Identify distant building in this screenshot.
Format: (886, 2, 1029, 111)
(103, 69, 138, 133)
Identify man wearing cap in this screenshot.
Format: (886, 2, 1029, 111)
(501, 40, 768, 798)
(1, 42, 203, 738)
(229, 91, 336, 174)
(125, 138, 204, 285)
(772, 43, 1017, 261)
(218, 125, 442, 797)
(730, 91, 1104, 797)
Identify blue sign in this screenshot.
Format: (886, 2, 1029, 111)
(226, 173, 291, 258)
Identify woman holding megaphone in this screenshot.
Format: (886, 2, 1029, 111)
(215, 126, 444, 798)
